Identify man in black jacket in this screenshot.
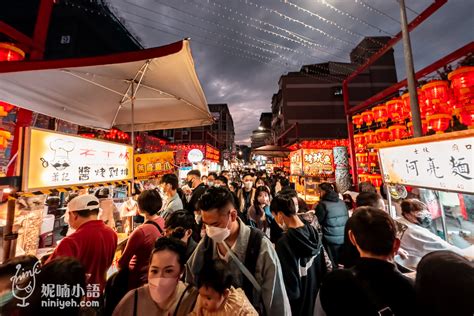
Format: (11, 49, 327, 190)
(271, 194, 328, 316)
(314, 182, 349, 266)
(315, 206, 416, 316)
(185, 169, 207, 215)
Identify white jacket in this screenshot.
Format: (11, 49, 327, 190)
(396, 216, 474, 264)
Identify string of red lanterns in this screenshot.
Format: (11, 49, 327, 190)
(350, 65, 474, 187)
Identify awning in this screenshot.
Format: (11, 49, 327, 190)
(0, 39, 213, 131)
(252, 145, 291, 158)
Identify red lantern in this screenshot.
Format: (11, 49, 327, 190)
(386, 98, 407, 122)
(364, 131, 378, 145)
(422, 81, 451, 104)
(352, 114, 364, 128)
(361, 111, 374, 126)
(368, 152, 379, 167)
(388, 125, 406, 141)
(427, 114, 451, 134)
(372, 105, 388, 123)
(353, 134, 366, 152)
(375, 128, 391, 142)
(407, 120, 428, 136)
(356, 153, 368, 166)
(358, 173, 370, 183)
(369, 174, 383, 187)
(448, 66, 474, 104)
(0, 43, 25, 62)
(459, 105, 474, 129)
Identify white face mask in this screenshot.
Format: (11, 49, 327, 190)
(244, 181, 253, 190)
(148, 277, 178, 305)
(206, 216, 231, 243)
(207, 181, 214, 187)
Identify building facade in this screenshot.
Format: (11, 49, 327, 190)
(153, 104, 235, 160)
(272, 36, 398, 145)
(251, 112, 272, 149)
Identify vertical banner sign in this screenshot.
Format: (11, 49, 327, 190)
(22, 128, 133, 191)
(290, 150, 303, 175)
(378, 136, 474, 193)
(134, 152, 175, 179)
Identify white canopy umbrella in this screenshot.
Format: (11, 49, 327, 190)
(0, 39, 213, 146)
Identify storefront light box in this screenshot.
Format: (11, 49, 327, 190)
(22, 128, 133, 191)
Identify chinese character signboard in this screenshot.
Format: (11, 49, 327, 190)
(134, 152, 175, 179)
(302, 149, 333, 176)
(205, 144, 220, 162)
(378, 134, 474, 193)
(22, 128, 133, 191)
(290, 150, 303, 175)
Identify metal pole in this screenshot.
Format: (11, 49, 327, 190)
(439, 201, 449, 242)
(131, 81, 135, 151)
(399, 0, 423, 137)
(3, 196, 17, 262)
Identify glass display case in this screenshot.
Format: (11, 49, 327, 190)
(290, 149, 336, 207)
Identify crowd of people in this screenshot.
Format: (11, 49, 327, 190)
(1, 169, 473, 316)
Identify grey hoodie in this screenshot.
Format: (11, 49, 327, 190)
(185, 217, 292, 316)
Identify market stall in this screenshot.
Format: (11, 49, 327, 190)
(0, 128, 133, 261)
(375, 129, 474, 256)
(0, 39, 214, 262)
(166, 143, 221, 182)
(288, 139, 350, 206)
(345, 42, 473, 189)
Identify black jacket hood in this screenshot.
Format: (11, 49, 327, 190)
(287, 222, 321, 258)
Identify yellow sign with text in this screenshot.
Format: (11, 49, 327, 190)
(22, 128, 133, 191)
(134, 152, 175, 179)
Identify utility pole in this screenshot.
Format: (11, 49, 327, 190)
(399, 0, 423, 137)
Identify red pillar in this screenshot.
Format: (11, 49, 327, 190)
(6, 0, 54, 177)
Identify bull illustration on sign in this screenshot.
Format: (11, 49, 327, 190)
(40, 139, 75, 170)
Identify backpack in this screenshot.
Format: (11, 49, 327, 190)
(202, 227, 266, 314)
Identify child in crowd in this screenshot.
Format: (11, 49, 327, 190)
(190, 260, 258, 316)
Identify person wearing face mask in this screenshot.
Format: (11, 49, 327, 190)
(207, 172, 218, 188)
(271, 194, 328, 316)
(165, 210, 199, 263)
(186, 187, 292, 316)
(159, 174, 184, 221)
(397, 199, 474, 265)
(236, 173, 256, 223)
(248, 186, 274, 239)
(113, 237, 198, 316)
(186, 170, 208, 215)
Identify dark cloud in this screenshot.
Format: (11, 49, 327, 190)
(112, 0, 474, 144)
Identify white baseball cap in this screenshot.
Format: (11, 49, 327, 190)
(68, 194, 100, 212)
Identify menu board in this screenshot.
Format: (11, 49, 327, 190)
(378, 135, 474, 194)
(302, 149, 333, 176)
(134, 152, 175, 179)
(22, 128, 133, 191)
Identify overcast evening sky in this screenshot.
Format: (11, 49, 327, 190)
(110, 0, 474, 145)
